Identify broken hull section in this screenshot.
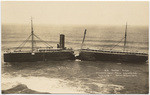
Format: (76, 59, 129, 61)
(78, 51, 148, 63)
(4, 51, 75, 62)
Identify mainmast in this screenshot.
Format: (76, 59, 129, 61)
(31, 17, 34, 53)
(81, 29, 87, 49)
(123, 22, 127, 51)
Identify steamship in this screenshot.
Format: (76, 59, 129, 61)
(78, 23, 148, 63)
(4, 19, 75, 62)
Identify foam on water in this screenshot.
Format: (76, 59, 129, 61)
(2, 74, 85, 93)
(2, 74, 124, 94)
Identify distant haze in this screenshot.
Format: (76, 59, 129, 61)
(2, 1, 149, 26)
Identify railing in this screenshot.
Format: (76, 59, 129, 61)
(4, 48, 74, 54)
(80, 49, 148, 55)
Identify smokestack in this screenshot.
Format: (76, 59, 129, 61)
(60, 34, 65, 49)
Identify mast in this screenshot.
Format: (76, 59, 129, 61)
(123, 22, 127, 51)
(81, 29, 87, 49)
(31, 17, 34, 53)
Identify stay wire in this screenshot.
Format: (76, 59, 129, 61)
(33, 34, 53, 48)
(14, 34, 32, 51)
(110, 37, 125, 50)
(19, 35, 31, 50)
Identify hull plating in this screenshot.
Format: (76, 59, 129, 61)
(78, 51, 148, 62)
(4, 51, 75, 62)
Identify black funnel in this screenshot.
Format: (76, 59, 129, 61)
(60, 34, 65, 49)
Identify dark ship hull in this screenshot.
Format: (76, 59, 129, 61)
(78, 49, 148, 63)
(4, 50, 75, 62)
(78, 25, 148, 63)
(3, 19, 76, 62)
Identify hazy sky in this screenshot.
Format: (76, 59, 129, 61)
(2, 1, 149, 26)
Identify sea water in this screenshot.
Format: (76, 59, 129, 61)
(1, 24, 149, 94)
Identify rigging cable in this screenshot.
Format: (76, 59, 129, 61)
(110, 37, 125, 51)
(33, 34, 53, 48)
(14, 34, 32, 51)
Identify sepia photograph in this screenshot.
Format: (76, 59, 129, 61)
(1, 1, 149, 94)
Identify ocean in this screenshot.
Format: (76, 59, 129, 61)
(1, 24, 149, 94)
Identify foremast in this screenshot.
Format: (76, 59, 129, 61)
(81, 29, 87, 49)
(31, 17, 34, 53)
(123, 22, 127, 51)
